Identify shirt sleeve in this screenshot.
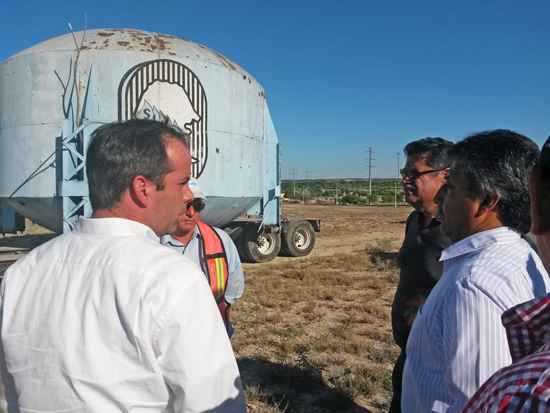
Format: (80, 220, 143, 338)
(0, 274, 18, 413)
(442, 280, 512, 411)
(464, 386, 541, 412)
(216, 229, 245, 304)
(150, 270, 246, 412)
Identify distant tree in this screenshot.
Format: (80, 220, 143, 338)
(341, 194, 365, 205)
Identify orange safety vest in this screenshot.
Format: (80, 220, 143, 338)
(197, 221, 231, 331)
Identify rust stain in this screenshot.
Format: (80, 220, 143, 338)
(209, 47, 237, 70)
(125, 29, 147, 35)
(153, 35, 170, 51)
(83, 28, 210, 55)
(156, 32, 183, 41)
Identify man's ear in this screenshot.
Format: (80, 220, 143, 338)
(441, 167, 450, 183)
(474, 192, 500, 218)
(130, 175, 153, 208)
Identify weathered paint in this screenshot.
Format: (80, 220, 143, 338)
(0, 29, 280, 232)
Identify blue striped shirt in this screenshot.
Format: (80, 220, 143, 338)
(402, 227, 550, 412)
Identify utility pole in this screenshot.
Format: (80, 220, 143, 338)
(368, 147, 373, 196)
(335, 183, 339, 205)
(306, 170, 309, 201)
(294, 167, 297, 196)
(367, 147, 374, 205)
(394, 152, 400, 207)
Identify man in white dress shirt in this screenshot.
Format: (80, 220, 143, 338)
(0, 119, 246, 412)
(402, 129, 550, 412)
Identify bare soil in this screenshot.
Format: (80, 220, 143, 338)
(234, 203, 413, 412)
(279, 203, 412, 258)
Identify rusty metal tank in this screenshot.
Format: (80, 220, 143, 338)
(0, 28, 280, 234)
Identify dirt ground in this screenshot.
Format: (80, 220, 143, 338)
(232, 203, 413, 412)
(278, 203, 413, 259)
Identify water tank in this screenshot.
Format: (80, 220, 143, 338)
(0, 28, 280, 233)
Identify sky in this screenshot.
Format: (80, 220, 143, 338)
(1, 0, 549, 179)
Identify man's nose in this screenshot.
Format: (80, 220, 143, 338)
(186, 205, 196, 216)
(183, 186, 194, 204)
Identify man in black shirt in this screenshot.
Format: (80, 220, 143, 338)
(390, 137, 453, 412)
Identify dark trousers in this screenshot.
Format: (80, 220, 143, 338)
(389, 349, 406, 413)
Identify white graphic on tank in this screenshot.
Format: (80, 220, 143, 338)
(118, 59, 208, 178)
(136, 89, 200, 135)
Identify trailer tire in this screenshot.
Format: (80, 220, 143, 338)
(235, 226, 252, 263)
(242, 224, 281, 263)
(281, 219, 315, 257)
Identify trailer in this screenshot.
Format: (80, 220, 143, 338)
(0, 28, 319, 263)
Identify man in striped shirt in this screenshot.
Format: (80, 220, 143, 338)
(402, 130, 550, 412)
(463, 136, 550, 412)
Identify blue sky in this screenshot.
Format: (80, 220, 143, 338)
(2, 0, 549, 179)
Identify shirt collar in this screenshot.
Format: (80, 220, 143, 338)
(440, 227, 521, 261)
(160, 225, 200, 246)
(74, 216, 159, 242)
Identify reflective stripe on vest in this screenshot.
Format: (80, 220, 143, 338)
(197, 221, 230, 330)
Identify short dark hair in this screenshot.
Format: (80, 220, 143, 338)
(86, 119, 189, 211)
(448, 129, 540, 233)
(403, 137, 454, 169)
(541, 136, 550, 179)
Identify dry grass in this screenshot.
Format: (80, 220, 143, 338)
(232, 205, 411, 412)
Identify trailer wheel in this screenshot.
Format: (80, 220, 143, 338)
(235, 226, 252, 263)
(281, 219, 316, 257)
(242, 224, 281, 263)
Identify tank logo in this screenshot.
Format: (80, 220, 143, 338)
(118, 59, 207, 178)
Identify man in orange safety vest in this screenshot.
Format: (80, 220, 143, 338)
(161, 179, 245, 338)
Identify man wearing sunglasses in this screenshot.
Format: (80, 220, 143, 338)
(161, 179, 244, 339)
(390, 137, 453, 412)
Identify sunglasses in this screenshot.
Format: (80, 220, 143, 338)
(400, 167, 446, 180)
(186, 200, 206, 212)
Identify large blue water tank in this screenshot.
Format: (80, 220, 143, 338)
(0, 29, 280, 233)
